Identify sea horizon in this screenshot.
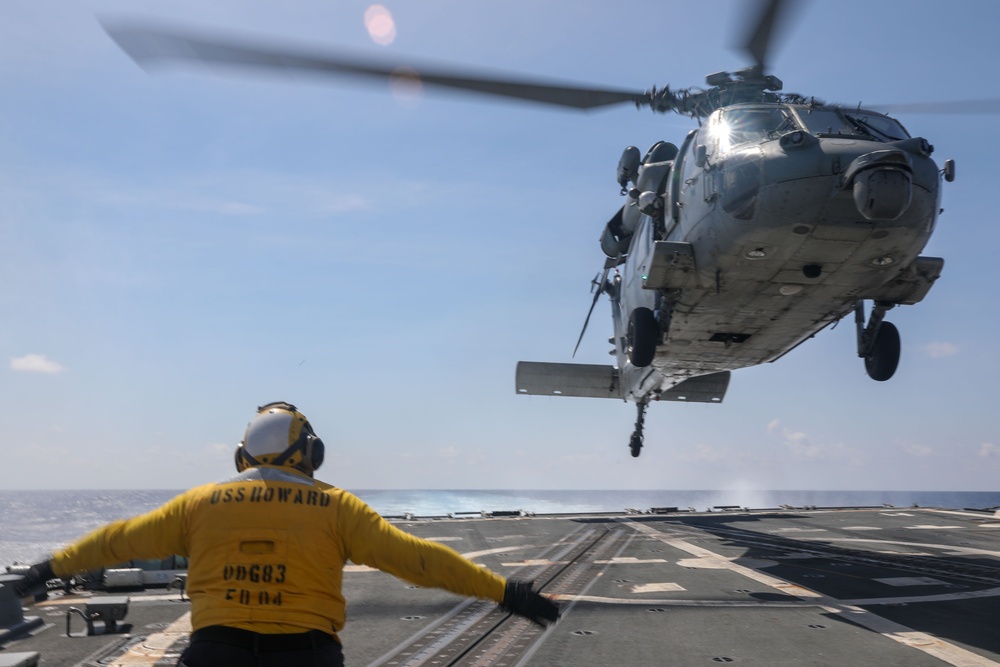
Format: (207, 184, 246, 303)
(2, 488, 998, 567)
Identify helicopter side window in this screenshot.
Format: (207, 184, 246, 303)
(716, 107, 789, 153)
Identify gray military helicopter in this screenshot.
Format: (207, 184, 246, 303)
(105, 1, 971, 457)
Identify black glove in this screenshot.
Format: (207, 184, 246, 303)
(501, 580, 560, 627)
(11, 561, 55, 598)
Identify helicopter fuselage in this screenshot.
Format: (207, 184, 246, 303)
(608, 103, 944, 401)
(516, 101, 947, 437)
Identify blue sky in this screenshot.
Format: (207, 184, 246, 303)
(2, 0, 998, 492)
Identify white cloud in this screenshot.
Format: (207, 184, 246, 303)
(10, 353, 66, 374)
(768, 420, 864, 465)
(208, 442, 234, 459)
(980, 443, 1000, 459)
(922, 342, 959, 359)
(903, 443, 933, 458)
(438, 445, 462, 460)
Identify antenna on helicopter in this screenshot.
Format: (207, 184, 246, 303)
(573, 265, 613, 357)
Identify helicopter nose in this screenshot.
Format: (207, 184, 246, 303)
(843, 150, 913, 221)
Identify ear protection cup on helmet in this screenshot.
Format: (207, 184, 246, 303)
(269, 422, 324, 473)
(309, 437, 325, 471)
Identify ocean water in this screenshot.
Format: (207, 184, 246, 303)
(1, 488, 998, 568)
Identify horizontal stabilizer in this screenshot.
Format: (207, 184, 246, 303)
(516, 362, 621, 399)
(660, 371, 730, 403)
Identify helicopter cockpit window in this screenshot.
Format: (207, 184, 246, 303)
(714, 107, 791, 153)
(793, 108, 910, 142)
(844, 112, 909, 141)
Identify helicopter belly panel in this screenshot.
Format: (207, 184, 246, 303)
(652, 291, 846, 376)
(643, 242, 698, 290)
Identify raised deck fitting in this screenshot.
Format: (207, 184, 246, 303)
(0, 575, 44, 646)
(66, 597, 129, 637)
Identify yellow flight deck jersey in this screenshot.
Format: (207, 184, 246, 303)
(51, 466, 507, 639)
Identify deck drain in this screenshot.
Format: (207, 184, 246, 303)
(712, 658, 735, 663)
(647, 608, 668, 613)
(734, 589, 752, 594)
(802, 574, 825, 578)
(613, 579, 630, 583)
(401, 615, 425, 621)
(571, 630, 597, 636)
(808, 624, 827, 629)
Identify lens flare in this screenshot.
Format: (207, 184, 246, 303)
(389, 66, 423, 107)
(364, 5, 397, 46)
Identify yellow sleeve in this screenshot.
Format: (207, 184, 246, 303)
(339, 494, 506, 603)
(50, 491, 192, 578)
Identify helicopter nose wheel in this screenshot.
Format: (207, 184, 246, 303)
(630, 434, 643, 458)
(629, 400, 648, 457)
(855, 300, 901, 381)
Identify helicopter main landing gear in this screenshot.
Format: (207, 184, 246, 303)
(629, 400, 648, 457)
(627, 307, 658, 368)
(855, 300, 901, 382)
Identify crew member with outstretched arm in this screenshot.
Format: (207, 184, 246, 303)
(12, 402, 559, 666)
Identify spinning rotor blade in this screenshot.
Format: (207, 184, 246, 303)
(573, 267, 610, 358)
(867, 99, 1000, 114)
(740, 0, 799, 72)
(103, 22, 646, 111)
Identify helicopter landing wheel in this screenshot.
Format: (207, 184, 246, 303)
(864, 320, 900, 382)
(627, 307, 658, 368)
(629, 433, 643, 458)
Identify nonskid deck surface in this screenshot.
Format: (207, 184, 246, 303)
(4, 506, 1000, 666)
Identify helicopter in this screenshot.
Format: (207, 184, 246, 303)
(103, 0, 968, 458)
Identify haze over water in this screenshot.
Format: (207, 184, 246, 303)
(3, 489, 998, 567)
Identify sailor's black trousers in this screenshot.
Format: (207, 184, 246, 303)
(178, 625, 345, 667)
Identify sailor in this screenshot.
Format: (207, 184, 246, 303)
(12, 402, 559, 666)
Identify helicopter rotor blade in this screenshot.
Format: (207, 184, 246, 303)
(865, 99, 1000, 114)
(573, 267, 610, 358)
(741, 0, 787, 71)
(103, 21, 646, 111)
(739, 0, 806, 74)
